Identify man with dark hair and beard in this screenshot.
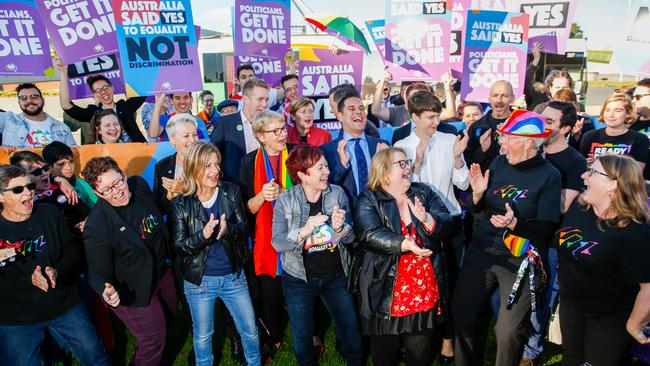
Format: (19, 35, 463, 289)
(0, 83, 76, 147)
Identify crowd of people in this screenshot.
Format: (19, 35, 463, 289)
(1, 49, 650, 366)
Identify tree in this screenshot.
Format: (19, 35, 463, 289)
(570, 23, 584, 39)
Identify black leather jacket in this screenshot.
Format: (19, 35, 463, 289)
(353, 183, 453, 320)
(170, 181, 248, 285)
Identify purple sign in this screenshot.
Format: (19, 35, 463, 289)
(0, 0, 52, 76)
(112, 0, 202, 97)
(385, 0, 453, 81)
(35, 0, 118, 65)
(450, 0, 471, 79)
(234, 0, 290, 87)
(460, 10, 529, 102)
(515, 0, 577, 54)
(67, 53, 125, 99)
(365, 20, 386, 65)
(299, 49, 363, 131)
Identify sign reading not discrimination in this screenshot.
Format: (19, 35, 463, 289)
(0, 0, 52, 76)
(460, 10, 529, 102)
(36, 0, 118, 65)
(299, 49, 363, 131)
(385, 0, 452, 81)
(234, 0, 290, 87)
(112, 0, 202, 96)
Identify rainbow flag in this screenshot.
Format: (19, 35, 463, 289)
(503, 231, 532, 257)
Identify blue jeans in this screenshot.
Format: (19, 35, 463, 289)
(184, 271, 261, 366)
(523, 248, 559, 359)
(282, 272, 363, 366)
(0, 304, 110, 366)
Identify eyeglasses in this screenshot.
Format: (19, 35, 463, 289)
(2, 183, 36, 194)
(393, 159, 412, 169)
(634, 94, 650, 101)
(284, 86, 298, 93)
(587, 168, 609, 178)
(17, 93, 41, 101)
(92, 85, 113, 94)
(264, 125, 288, 136)
(97, 176, 126, 196)
(29, 164, 51, 176)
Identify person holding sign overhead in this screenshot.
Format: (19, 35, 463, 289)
(55, 55, 148, 143)
(452, 111, 560, 366)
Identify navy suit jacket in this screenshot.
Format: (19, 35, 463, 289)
(320, 134, 389, 204)
(210, 112, 247, 186)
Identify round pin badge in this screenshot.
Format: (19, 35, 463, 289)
(236, 124, 243, 131)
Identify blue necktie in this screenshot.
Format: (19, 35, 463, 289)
(353, 138, 368, 194)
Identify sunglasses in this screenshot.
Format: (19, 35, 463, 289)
(29, 164, 51, 176)
(2, 183, 36, 194)
(17, 93, 41, 101)
(634, 94, 650, 101)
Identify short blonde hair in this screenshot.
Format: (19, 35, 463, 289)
(181, 141, 221, 197)
(599, 93, 635, 124)
(242, 77, 269, 97)
(289, 97, 314, 116)
(252, 110, 284, 135)
(367, 147, 407, 191)
(166, 113, 197, 139)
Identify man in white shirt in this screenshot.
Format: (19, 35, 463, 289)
(394, 90, 469, 359)
(0, 83, 76, 148)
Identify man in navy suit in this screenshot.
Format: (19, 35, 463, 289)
(321, 92, 389, 204)
(211, 78, 269, 185)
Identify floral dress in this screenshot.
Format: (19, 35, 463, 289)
(391, 220, 439, 317)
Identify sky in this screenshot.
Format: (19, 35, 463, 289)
(191, 0, 649, 50)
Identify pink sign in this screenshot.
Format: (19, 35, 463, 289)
(385, 0, 452, 81)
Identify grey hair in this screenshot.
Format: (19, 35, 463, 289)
(166, 113, 197, 139)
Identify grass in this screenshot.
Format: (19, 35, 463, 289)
(59, 303, 645, 366)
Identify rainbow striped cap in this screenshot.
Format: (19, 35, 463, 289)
(497, 110, 552, 138)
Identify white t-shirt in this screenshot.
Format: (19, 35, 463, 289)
(24, 117, 53, 147)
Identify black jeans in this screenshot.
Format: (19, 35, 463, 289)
(257, 274, 287, 344)
(369, 329, 434, 366)
(452, 245, 532, 366)
(560, 298, 632, 366)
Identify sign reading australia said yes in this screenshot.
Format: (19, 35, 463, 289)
(112, 0, 202, 97)
(385, 0, 452, 81)
(0, 0, 52, 76)
(234, 0, 290, 87)
(36, 0, 118, 65)
(460, 10, 529, 102)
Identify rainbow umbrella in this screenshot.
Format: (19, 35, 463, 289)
(304, 15, 371, 54)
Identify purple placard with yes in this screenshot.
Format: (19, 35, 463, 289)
(450, 0, 471, 79)
(299, 49, 363, 131)
(67, 53, 125, 99)
(514, 0, 577, 54)
(234, 0, 290, 87)
(385, 0, 452, 81)
(460, 10, 529, 102)
(35, 0, 118, 65)
(0, 0, 52, 76)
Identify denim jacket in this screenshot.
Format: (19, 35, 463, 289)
(272, 184, 355, 282)
(0, 111, 76, 147)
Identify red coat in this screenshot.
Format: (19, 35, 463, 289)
(286, 125, 332, 147)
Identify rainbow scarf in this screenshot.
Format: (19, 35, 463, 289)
(503, 231, 532, 257)
(253, 147, 293, 277)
